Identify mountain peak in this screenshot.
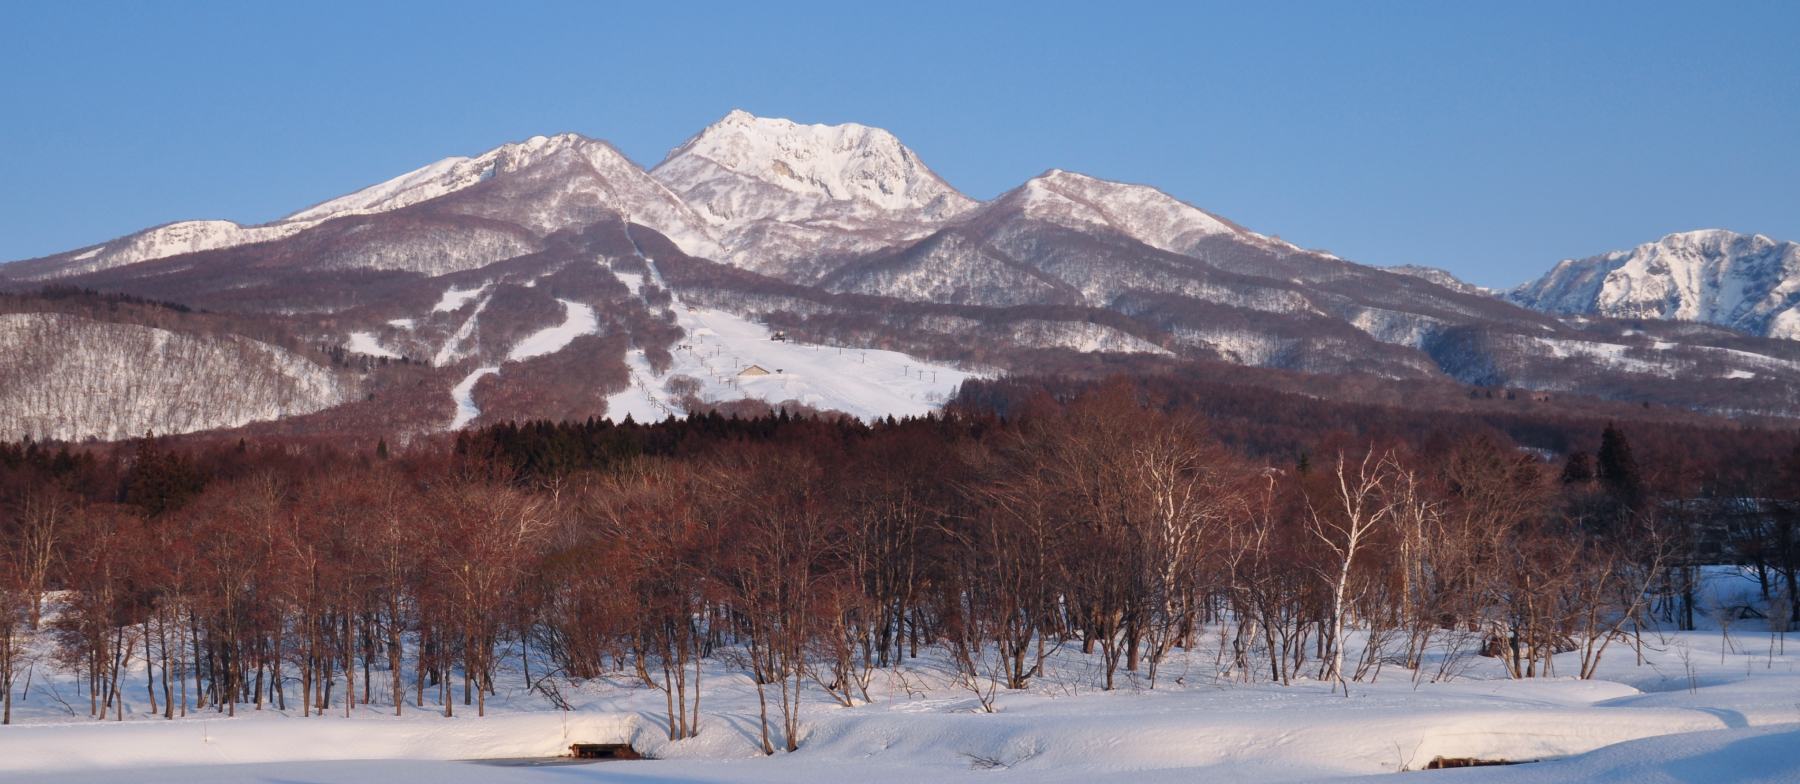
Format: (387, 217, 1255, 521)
(648, 112, 978, 276)
(996, 169, 1290, 257)
(6, 132, 712, 279)
(1508, 228, 1800, 339)
(653, 111, 976, 223)
(282, 132, 611, 224)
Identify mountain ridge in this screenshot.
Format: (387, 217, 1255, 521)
(6, 113, 1800, 442)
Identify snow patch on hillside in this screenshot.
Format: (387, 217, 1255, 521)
(345, 331, 401, 358)
(1351, 307, 1446, 348)
(1174, 327, 1291, 366)
(434, 293, 492, 367)
(1533, 338, 1676, 377)
(614, 272, 644, 295)
(433, 284, 489, 312)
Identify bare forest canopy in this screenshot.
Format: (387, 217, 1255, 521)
(0, 381, 1797, 742)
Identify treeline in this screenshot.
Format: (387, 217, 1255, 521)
(0, 381, 1797, 752)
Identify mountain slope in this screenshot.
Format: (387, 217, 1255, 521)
(8, 115, 1800, 438)
(650, 110, 979, 279)
(1508, 230, 1800, 338)
(4, 134, 719, 282)
(0, 311, 343, 441)
(1002, 169, 1296, 258)
(818, 170, 1580, 380)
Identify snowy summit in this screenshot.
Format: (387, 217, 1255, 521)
(1508, 229, 1800, 339)
(651, 110, 980, 277)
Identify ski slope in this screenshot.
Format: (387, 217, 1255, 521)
(605, 304, 978, 423)
(344, 331, 401, 358)
(508, 300, 598, 361)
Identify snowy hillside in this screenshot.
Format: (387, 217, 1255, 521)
(10, 113, 1800, 432)
(1386, 264, 1487, 295)
(994, 169, 1295, 258)
(605, 304, 977, 424)
(651, 110, 979, 278)
(0, 312, 343, 441)
(7, 133, 719, 280)
(1508, 229, 1800, 339)
(285, 134, 595, 224)
(446, 298, 603, 429)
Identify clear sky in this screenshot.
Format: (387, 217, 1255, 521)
(2, 1, 1795, 288)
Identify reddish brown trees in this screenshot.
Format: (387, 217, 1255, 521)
(0, 392, 1788, 728)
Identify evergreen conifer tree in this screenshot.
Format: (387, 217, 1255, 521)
(1596, 423, 1643, 508)
(1560, 451, 1594, 484)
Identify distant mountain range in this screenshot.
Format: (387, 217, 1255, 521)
(4, 112, 1798, 442)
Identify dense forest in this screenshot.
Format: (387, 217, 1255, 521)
(0, 376, 1796, 754)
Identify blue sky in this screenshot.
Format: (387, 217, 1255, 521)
(2, 2, 1794, 287)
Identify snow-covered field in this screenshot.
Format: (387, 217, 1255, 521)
(2, 633, 1794, 783)
(5, 571, 1797, 784)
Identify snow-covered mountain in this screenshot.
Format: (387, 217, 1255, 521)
(650, 110, 979, 280)
(0, 312, 343, 441)
(8, 114, 1800, 438)
(1386, 265, 1487, 296)
(1508, 230, 1800, 339)
(5, 134, 719, 281)
(1000, 170, 1296, 258)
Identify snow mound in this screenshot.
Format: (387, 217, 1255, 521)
(0, 713, 639, 774)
